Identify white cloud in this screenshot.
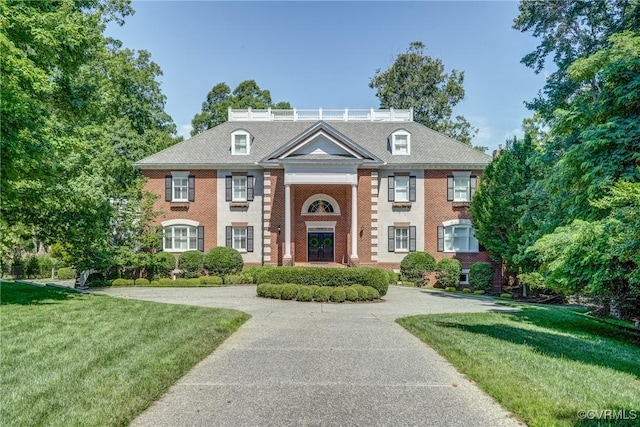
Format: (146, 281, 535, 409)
(178, 123, 192, 139)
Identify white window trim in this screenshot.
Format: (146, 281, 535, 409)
(391, 130, 411, 155)
(301, 194, 341, 215)
(232, 227, 248, 253)
(442, 219, 479, 253)
(231, 130, 251, 155)
(395, 227, 410, 252)
(394, 176, 410, 202)
(452, 171, 471, 202)
(232, 176, 247, 202)
(460, 269, 470, 285)
(170, 171, 190, 202)
(162, 223, 199, 253)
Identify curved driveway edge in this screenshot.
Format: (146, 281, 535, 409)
(97, 286, 523, 426)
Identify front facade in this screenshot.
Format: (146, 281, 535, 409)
(136, 108, 498, 285)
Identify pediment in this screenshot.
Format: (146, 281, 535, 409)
(261, 121, 382, 163)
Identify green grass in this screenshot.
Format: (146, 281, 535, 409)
(398, 304, 640, 427)
(0, 282, 250, 426)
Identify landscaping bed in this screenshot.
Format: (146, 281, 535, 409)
(257, 283, 381, 302)
(0, 282, 249, 426)
(398, 303, 640, 427)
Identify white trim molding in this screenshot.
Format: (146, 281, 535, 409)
(442, 218, 472, 227)
(161, 219, 200, 227)
(301, 194, 341, 215)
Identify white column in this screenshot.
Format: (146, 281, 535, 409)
(284, 183, 292, 264)
(350, 184, 358, 261)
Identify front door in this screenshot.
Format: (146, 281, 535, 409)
(307, 232, 334, 262)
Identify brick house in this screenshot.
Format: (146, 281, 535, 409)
(135, 108, 498, 286)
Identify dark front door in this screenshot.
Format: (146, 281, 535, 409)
(308, 232, 334, 262)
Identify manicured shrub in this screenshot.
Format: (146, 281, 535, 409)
(365, 286, 380, 300)
(500, 293, 513, 299)
(112, 278, 134, 286)
(280, 284, 299, 300)
(330, 287, 346, 303)
(313, 287, 331, 302)
(344, 287, 359, 302)
(469, 262, 494, 291)
(224, 273, 253, 285)
(387, 270, 399, 284)
(203, 247, 243, 276)
(444, 286, 457, 292)
(462, 288, 471, 293)
(474, 290, 485, 295)
(57, 267, 77, 280)
(158, 278, 174, 286)
(400, 251, 436, 282)
(351, 285, 368, 301)
(270, 285, 283, 299)
(255, 266, 388, 296)
(154, 252, 176, 277)
(256, 284, 269, 297)
(134, 278, 150, 286)
(243, 266, 274, 283)
(199, 276, 223, 285)
(178, 251, 204, 278)
(296, 286, 313, 302)
(307, 285, 319, 296)
(435, 259, 461, 288)
(150, 280, 160, 287)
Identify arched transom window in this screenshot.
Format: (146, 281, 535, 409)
(308, 200, 334, 213)
(301, 194, 341, 215)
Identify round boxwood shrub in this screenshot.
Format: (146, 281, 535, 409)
(344, 287, 359, 302)
(500, 293, 513, 299)
(204, 247, 243, 276)
(444, 286, 457, 292)
(154, 252, 176, 277)
(280, 284, 299, 300)
(474, 290, 485, 295)
(330, 287, 346, 303)
(112, 278, 133, 286)
(57, 267, 77, 280)
(134, 278, 150, 286)
(462, 288, 471, 293)
(296, 286, 313, 302)
(436, 258, 462, 288)
(178, 251, 204, 278)
(150, 280, 160, 287)
(158, 278, 174, 286)
(270, 285, 283, 299)
(400, 251, 436, 282)
(351, 285, 368, 301)
(469, 262, 494, 291)
(365, 286, 380, 300)
(313, 287, 331, 302)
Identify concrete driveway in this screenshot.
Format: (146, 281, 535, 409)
(98, 286, 522, 426)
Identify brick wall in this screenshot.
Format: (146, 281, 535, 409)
(142, 169, 217, 251)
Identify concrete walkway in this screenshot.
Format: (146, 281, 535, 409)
(98, 286, 522, 426)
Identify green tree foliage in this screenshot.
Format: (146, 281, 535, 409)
(369, 41, 477, 144)
(471, 135, 540, 272)
(513, 0, 640, 119)
(1, 0, 179, 271)
(190, 80, 291, 135)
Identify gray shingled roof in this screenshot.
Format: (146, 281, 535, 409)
(135, 120, 491, 169)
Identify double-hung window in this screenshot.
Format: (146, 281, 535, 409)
(225, 175, 254, 202)
(395, 227, 409, 251)
(394, 176, 409, 202)
(388, 175, 416, 202)
(225, 226, 254, 252)
(438, 223, 479, 253)
(164, 225, 197, 251)
(388, 225, 416, 252)
(165, 172, 195, 202)
(173, 177, 189, 201)
(231, 130, 250, 155)
(232, 176, 247, 201)
(390, 130, 410, 155)
(447, 172, 477, 202)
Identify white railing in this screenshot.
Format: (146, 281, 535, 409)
(228, 108, 413, 122)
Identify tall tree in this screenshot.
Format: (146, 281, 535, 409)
(369, 41, 477, 144)
(513, 0, 640, 120)
(191, 80, 291, 135)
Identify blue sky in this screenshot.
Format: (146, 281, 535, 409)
(107, 1, 546, 151)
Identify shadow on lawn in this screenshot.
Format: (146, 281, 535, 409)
(0, 281, 83, 305)
(432, 306, 640, 378)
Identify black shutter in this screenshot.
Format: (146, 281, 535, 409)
(247, 176, 254, 201)
(188, 175, 195, 202)
(470, 175, 477, 199)
(225, 226, 232, 247)
(388, 176, 395, 202)
(247, 226, 254, 252)
(197, 226, 204, 251)
(409, 226, 416, 252)
(437, 226, 444, 252)
(388, 226, 395, 252)
(156, 226, 164, 252)
(409, 176, 416, 202)
(225, 176, 232, 201)
(165, 175, 172, 201)
(447, 176, 454, 201)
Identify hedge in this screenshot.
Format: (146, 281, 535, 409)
(255, 267, 388, 296)
(257, 284, 381, 303)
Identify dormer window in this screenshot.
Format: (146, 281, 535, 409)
(231, 130, 251, 155)
(391, 130, 410, 155)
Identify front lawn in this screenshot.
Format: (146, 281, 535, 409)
(0, 282, 249, 426)
(398, 304, 640, 427)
